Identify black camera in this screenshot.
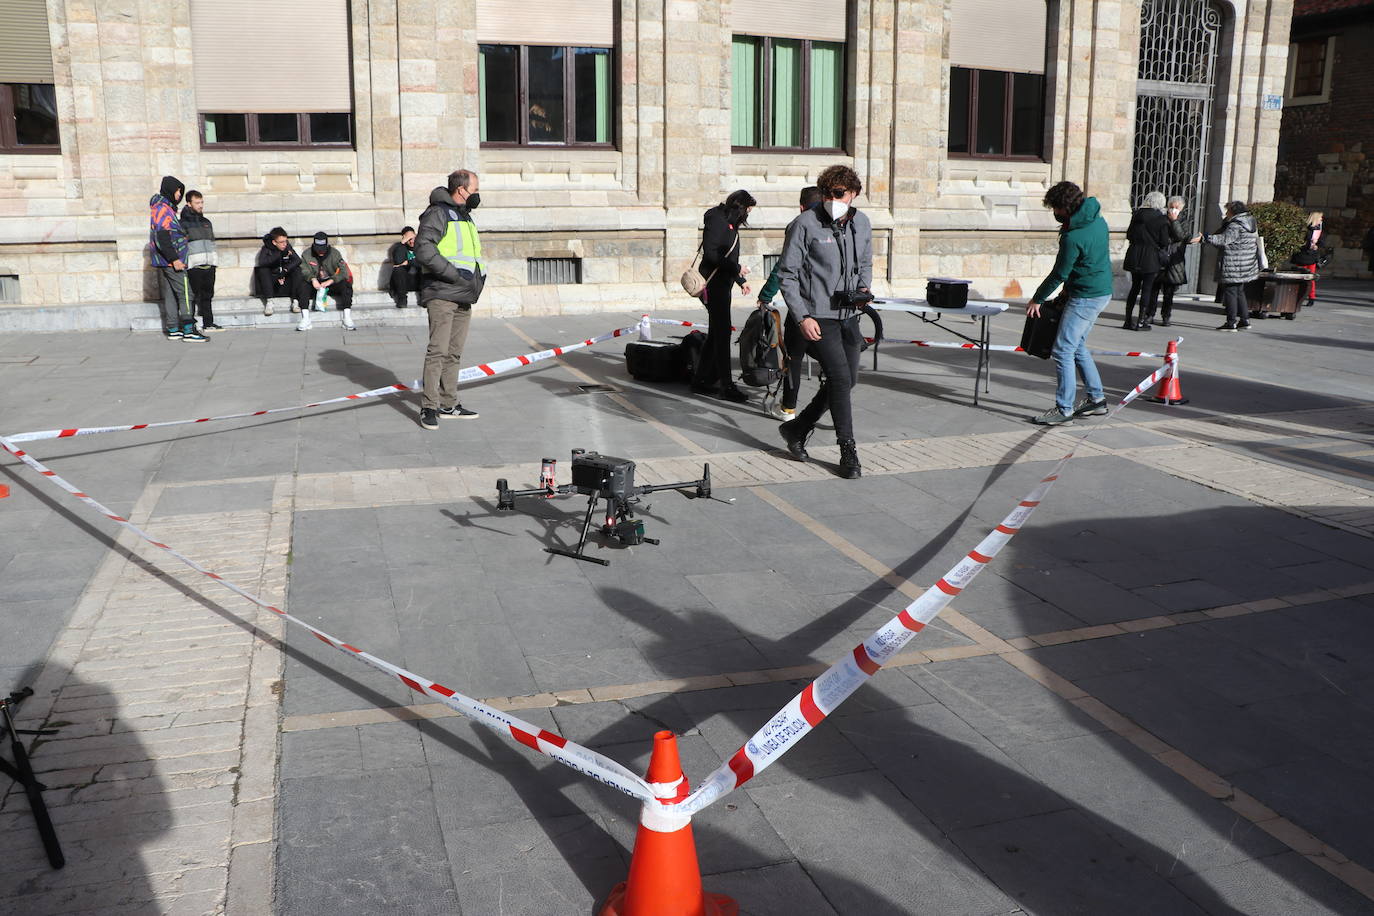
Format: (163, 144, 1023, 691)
(834, 289, 874, 309)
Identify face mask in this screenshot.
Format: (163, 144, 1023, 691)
(826, 199, 849, 220)
(464, 192, 481, 211)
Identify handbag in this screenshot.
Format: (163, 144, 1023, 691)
(1020, 294, 1064, 360)
(1256, 233, 1269, 271)
(680, 233, 739, 298)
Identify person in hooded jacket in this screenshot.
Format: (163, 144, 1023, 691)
(148, 175, 207, 342)
(253, 227, 306, 316)
(775, 165, 873, 479)
(181, 190, 223, 331)
(1121, 191, 1173, 331)
(1202, 201, 1260, 331)
(387, 226, 421, 308)
(1025, 181, 1113, 426)
(413, 169, 485, 430)
(297, 232, 355, 331)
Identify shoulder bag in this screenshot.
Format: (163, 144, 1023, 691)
(680, 233, 739, 299)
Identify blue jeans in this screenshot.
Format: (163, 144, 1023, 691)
(1051, 294, 1110, 414)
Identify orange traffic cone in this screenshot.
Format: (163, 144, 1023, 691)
(0, 484, 8, 498)
(600, 731, 738, 916)
(1148, 339, 1189, 405)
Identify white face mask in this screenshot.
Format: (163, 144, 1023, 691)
(826, 199, 849, 220)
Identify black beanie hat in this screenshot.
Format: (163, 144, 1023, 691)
(159, 175, 185, 202)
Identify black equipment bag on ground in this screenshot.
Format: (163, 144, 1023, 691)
(674, 329, 706, 382)
(1020, 296, 1064, 359)
(624, 339, 681, 382)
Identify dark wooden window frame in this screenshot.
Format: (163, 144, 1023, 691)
(731, 35, 847, 155)
(479, 44, 618, 149)
(1290, 37, 1329, 98)
(198, 112, 355, 150)
(947, 67, 1046, 163)
(0, 83, 61, 154)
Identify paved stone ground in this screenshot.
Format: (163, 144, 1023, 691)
(1, 282, 1372, 914)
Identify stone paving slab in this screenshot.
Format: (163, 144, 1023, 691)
(3, 296, 1374, 915)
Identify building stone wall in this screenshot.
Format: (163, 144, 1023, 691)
(0, 0, 1291, 316)
(1275, 13, 1374, 277)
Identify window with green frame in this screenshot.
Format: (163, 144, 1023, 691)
(731, 35, 844, 151)
(479, 44, 613, 146)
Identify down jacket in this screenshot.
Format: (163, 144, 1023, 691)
(1162, 217, 1190, 286)
(1205, 212, 1261, 285)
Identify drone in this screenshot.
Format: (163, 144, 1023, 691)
(496, 449, 712, 566)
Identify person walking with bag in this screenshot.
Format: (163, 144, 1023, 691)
(1025, 181, 1113, 426)
(775, 165, 872, 478)
(691, 190, 755, 403)
(1122, 191, 1172, 330)
(1290, 211, 1323, 308)
(1202, 201, 1260, 331)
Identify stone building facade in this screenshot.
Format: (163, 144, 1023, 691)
(1274, 0, 1374, 277)
(0, 0, 1291, 319)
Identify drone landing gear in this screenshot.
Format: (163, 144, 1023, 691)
(545, 491, 659, 566)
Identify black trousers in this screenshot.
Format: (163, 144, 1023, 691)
(1220, 282, 1248, 325)
(780, 315, 812, 410)
(794, 315, 861, 441)
(389, 264, 419, 306)
(187, 266, 216, 325)
(693, 275, 737, 389)
(1125, 270, 1159, 323)
(307, 279, 353, 311)
(255, 267, 307, 303)
(1159, 282, 1178, 321)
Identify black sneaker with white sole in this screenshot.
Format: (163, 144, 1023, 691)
(182, 329, 210, 342)
(438, 405, 479, 419)
(1073, 396, 1109, 417)
(419, 408, 439, 430)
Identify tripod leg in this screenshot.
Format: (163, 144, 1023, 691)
(2, 709, 64, 869)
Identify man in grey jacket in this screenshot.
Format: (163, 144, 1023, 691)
(181, 190, 223, 332)
(1202, 201, 1260, 331)
(414, 169, 485, 430)
(775, 164, 873, 479)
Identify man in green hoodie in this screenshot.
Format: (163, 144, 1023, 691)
(1025, 181, 1114, 426)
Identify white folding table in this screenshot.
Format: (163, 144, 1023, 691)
(866, 299, 1010, 405)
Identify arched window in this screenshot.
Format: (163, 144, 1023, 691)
(946, 0, 1048, 160)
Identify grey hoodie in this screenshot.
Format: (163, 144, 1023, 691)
(776, 205, 873, 324)
(1206, 212, 1261, 285)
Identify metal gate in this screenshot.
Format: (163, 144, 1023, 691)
(1132, 0, 1223, 291)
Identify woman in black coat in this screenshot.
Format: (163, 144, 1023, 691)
(1156, 196, 1194, 327)
(1122, 191, 1173, 330)
(692, 190, 755, 402)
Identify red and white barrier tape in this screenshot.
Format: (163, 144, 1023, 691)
(5, 320, 648, 444)
(675, 349, 1178, 815)
(0, 431, 660, 806)
(2, 318, 1182, 818)
(644, 315, 1163, 360)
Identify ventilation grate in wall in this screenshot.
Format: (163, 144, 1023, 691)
(527, 257, 583, 285)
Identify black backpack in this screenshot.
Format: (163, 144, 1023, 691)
(737, 305, 787, 387)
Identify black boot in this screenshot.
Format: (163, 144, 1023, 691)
(838, 438, 862, 479)
(779, 418, 812, 462)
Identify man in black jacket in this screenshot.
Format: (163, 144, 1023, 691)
(181, 190, 223, 331)
(253, 227, 305, 317)
(414, 169, 485, 430)
(387, 226, 420, 308)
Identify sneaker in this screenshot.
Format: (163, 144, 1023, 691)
(164, 328, 183, 339)
(343, 322, 357, 331)
(1073, 396, 1109, 417)
(296, 322, 311, 332)
(437, 404, 479, 419)
(419, 408, 439, 430)
(1030, 406, 1074, 426)
(290, 303, 301, 313)
(1237, 322, 1251, 331)
(1216, 322, 1238, 332)
(202, 323, 225, 332)
(182, 329, 210, 343)
(263, 302, 274, 316)
(779, 406, 796, 418)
